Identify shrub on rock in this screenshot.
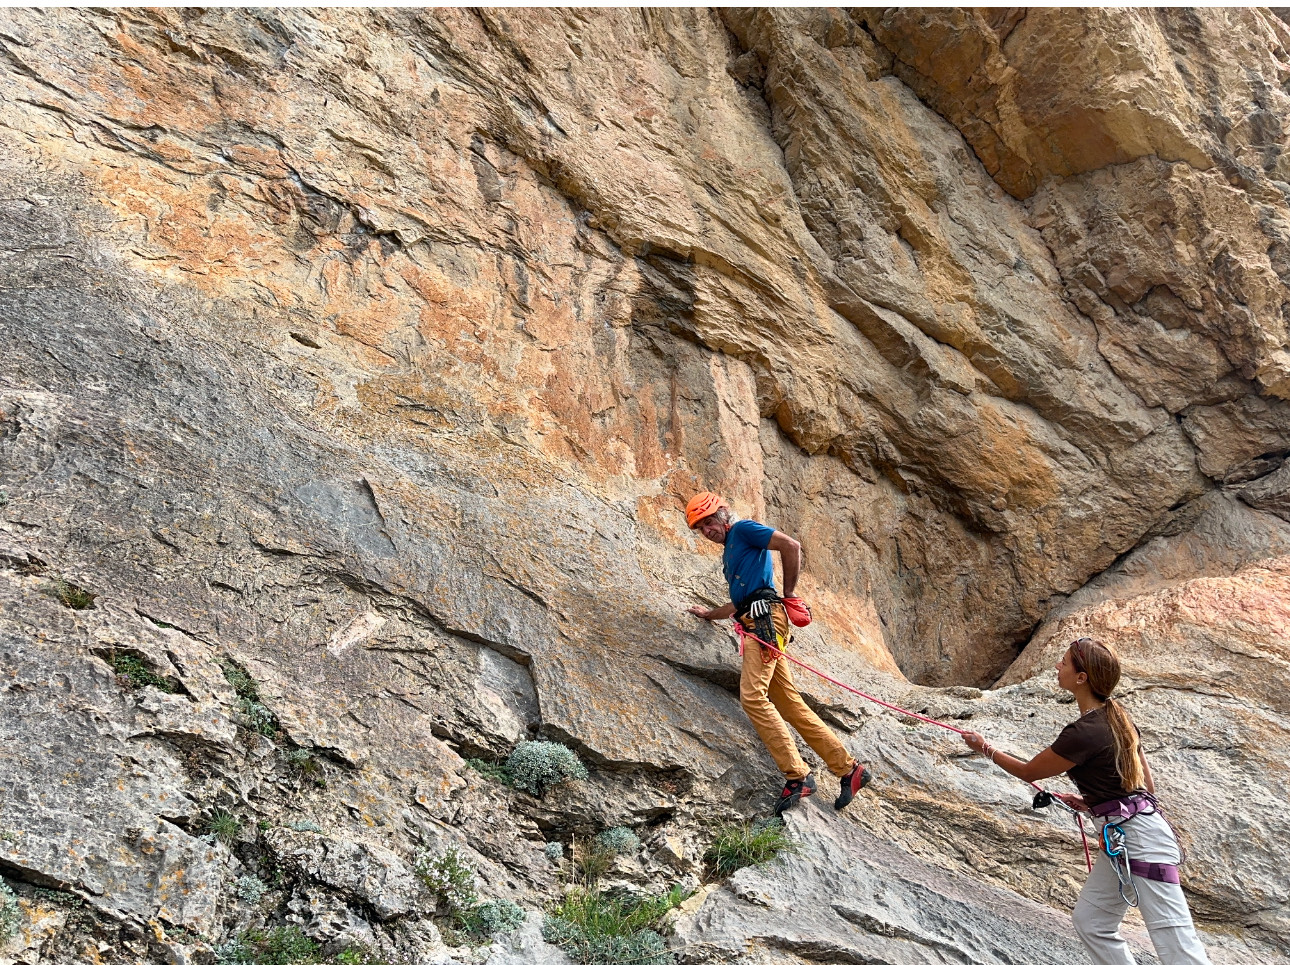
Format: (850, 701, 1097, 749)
(506, 741, 588, 797)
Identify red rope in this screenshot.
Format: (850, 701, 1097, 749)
(731, 619, 1094, 870)
(732, 620, 971, 734)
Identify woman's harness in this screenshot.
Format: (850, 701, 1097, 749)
(1090, 792, 1184, 906)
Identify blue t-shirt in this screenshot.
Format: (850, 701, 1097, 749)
(722, 519, 777, 607)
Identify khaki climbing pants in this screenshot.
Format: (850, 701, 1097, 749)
(1072, 811, 1212, 965)
(738, 603, 856, 782)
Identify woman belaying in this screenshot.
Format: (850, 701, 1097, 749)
(684, 491, 872, 816)
(962, 637, 1212, 965)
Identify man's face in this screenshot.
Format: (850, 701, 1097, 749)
(695, 515, 727, 544)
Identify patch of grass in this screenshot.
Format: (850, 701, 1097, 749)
(219, 657, 260, 701)
(33, 887, 81, 908)
(507, 740, 588, 797)
(333, 947, 391, 965)
(219, 658, 279, 737)
(573, 840, 613, 886)
(284, 749, 325, 785)
(465, 757, 514, 786)
(216, 926, 318, 964)
(110, 653, 178, 693)
(704, 818, 793, 879)
(206, 810, 242, 845)
(47, 576, 96, 610)
(542, 886, 685, 965)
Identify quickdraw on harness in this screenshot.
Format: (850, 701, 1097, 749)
(730, 613, 1094, 871)
(1091, 792, 1183, 906)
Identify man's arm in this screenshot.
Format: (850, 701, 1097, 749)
(688, 602, 736, 621)
(767, 531, 801, 597)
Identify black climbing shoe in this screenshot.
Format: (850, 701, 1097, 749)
(834, 763, 872, 811)
(773, 773, 816, 816)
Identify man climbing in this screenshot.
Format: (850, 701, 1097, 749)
(684, 492, 871, 816)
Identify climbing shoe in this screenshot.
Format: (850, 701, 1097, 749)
(773, 773, 815, 816)
(834, 763, 872, 811)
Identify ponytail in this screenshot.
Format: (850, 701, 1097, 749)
(1070, 637, 1145, 793)
(1105, 698, 1145, 792)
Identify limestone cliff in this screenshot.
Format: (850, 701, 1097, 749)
(0, 8, 1287, 964)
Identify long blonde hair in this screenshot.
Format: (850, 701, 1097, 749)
(1070, 637, 1144, 792)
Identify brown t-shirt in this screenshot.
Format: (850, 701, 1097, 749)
(1050, 706, 1140, 808)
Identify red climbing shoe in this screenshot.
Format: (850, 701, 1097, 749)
(834, 763, 872, 811)
(773, 773, 815, 816)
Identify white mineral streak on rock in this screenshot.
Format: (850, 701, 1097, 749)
(327, 610, 387, 658)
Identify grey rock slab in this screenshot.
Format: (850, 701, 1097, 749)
(673, 804, 1143, 965)
(0, 573, 224, 931)
(265, 828, 422, 920)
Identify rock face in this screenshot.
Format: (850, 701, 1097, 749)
(0, 7, 1288, 965)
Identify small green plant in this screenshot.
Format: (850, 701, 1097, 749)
(215, 926, 318, 964)
(414, 847, 476, 913)
(219, 658, 260, 701)
(542, 886, 684, 965)
(0, 490, 8, 508)
(219, 658, 279, 737)
(47, 576, 96, 610)
(289, 820, 323, 833)
(110, 653, 179, 693)
(575, 846, 612, 885)
(206, 810, 242, 845)
(506, 741, 588, 797)
(460, 898, 525, 937)
(238, 698, 278, 736)
(285, 749, 324, 784)
(0, 879, 21, 943)
(33, 887, 80, 908)
(235, 875, 268, 905)
(465, 757, 514, 786)
(544, 841, 564, 862)
(333, 947, 390, 965)
(704, 817, 793, 878)
(594, 827, 640, 857)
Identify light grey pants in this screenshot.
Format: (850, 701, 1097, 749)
(1071, 810, 1211, 965)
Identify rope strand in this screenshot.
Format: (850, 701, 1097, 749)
(730, 619, 1093, 870)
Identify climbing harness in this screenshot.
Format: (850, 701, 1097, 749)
(1090, 792, 1183, 903)
(730, 618, 1094, 870)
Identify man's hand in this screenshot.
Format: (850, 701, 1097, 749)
(688, 602, 735, 621)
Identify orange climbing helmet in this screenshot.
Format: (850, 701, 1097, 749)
(685, 491, 729, 529)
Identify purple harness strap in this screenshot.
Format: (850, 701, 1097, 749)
(1090, 793, 1157, 820)
(1129, 860, 1181, 884)
(1092, 792, 1183, 885)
